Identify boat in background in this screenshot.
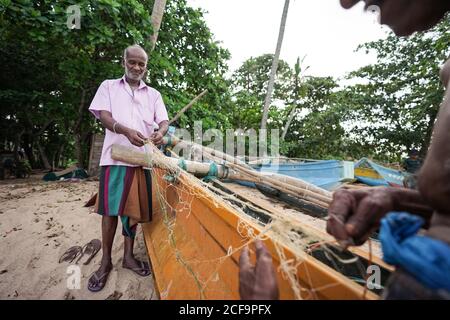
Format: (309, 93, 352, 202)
(354, 158, 408, 187)
(253, 160, 355, 191)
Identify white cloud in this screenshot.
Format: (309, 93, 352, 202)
(187, 0, 390, 78)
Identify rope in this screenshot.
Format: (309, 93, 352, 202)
(203, 162, 218, 182)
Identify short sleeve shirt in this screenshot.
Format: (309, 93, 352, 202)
(89, 76, 169, 166)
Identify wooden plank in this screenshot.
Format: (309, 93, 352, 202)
(88, 134, 104, 176)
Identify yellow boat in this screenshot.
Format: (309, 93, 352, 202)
(142, 167, 392, 300)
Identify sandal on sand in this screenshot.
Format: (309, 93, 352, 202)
(59, 246, 82, 263)
(87, 269, 111, 293)
(76, 239, 101, 265)
(123, 260, 151, 277)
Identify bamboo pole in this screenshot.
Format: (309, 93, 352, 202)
(169, 90, 208, 125)
(163, 135, 253, 169)
(112, 144, 243, 180)
(164, 136, 331, 206)
(111, 144, 330, 208)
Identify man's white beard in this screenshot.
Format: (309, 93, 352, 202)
(125, 67, 143, 82)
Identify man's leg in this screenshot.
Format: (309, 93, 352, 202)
(121, 218, 150, 276)
(88, 215, 118, 291)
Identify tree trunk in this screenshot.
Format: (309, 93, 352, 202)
(73, 89, 87, 168)
(36, 139, 51, 170)
(75, 134, 84, 168)
(13, 130, 24, 161)
(55, 144, 64, 169)
(260, 0, 290, 130)
(23, 133, 35, 168)
(149, 0, 167, 52)
(281, 105, 297, 141)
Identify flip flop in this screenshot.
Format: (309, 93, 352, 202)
(87, 269, 111, 293)
(123, 260, 152, 277)
(76, 239, 101, 265)
(58, 246, 82, 263)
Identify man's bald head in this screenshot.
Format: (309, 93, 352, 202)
(123, 44, 148, 62)
(339, 0, 450, 37)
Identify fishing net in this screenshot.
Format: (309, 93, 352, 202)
(138, 142, 386, 300)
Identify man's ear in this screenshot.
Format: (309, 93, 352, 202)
(121, 58, 125, 68)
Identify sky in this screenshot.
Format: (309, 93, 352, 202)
(187, 0, 391, 79)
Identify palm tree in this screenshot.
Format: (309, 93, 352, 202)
(149, 0, 168, 52)
(281, 56, 309, 140)
(260, 0, 290, 130)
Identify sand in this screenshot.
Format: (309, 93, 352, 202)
(0, 174, 156, 300)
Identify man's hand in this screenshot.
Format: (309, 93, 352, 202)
(149, 131, 164, 146)
(239, 239, 279, 300)
(125, 129, 146, 147)
(327, 187, 396, 247)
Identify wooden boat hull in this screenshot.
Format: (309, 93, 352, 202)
(142, 168, 381, 300)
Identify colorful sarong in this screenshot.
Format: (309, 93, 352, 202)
(94, 165, 152, 238)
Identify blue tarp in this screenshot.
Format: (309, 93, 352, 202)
(380, 212, 450, 292)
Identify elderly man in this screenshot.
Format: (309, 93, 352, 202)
(240, 0, 450, 299)
(87, 44, 169, 292)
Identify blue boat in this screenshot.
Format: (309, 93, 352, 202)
(239, 160, 354, 191)
(354, 158, 408, 187)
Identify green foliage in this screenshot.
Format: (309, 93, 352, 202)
(1, 1, 448, 166)
(0, 0, 232, 168)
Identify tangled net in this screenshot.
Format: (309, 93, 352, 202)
(141, 141, 377, 300)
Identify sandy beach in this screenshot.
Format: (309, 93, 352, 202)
(0, 174, 156, 300)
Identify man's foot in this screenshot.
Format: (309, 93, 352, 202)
(87, 261, 112, 292)
(122, 256, 151, 277)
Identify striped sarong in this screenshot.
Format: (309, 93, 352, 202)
(93, 165, 152, 238)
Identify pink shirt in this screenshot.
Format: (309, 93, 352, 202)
(89, 76, 169, 167)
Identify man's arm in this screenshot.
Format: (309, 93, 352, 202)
(158, 120, 169, 136)
(327, 187, 434, 246)
(418, 60, 450, 214)
(99, 110, 146, 147)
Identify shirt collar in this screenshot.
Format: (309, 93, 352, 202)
(121, 75, 148, 90)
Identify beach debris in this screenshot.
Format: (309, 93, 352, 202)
(76, 239, 101, 265)
(106, 291, 123, 300)
(58, 246, 82, 263)
(0, 270, 7, 275)
(64, 291, 75, 300)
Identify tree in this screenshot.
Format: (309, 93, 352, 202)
(281, 56, 309, 140)
(231, 54, 292, 130)
(0, 0, 233, 169)
(345, 17, 450, 160)
(260, 0, 290, 131)
(149, 0, 167, 51)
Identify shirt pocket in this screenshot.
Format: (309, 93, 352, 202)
(138, 104, 154, 128)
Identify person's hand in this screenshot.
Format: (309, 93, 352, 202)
(327, 187, 396, 247)
(125, 129, 146, 147)
(149, 131, 164, 146)
(239, 239, 279, 300)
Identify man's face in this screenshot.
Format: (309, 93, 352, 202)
(340, 0, 450, 36)
(123, 48, 148, 82)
